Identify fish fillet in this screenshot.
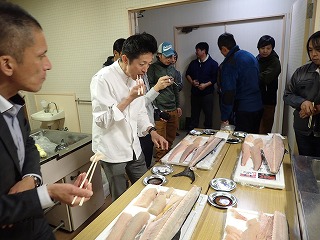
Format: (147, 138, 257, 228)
(189, 137, 223, 166)
(272, 211, 289, 240)
(134, 188, 158, 208)
(140, 186, 201, 240)
(148, 192, 167, 216)
(263, 135, 285, 174)
(179, 137, 202, 163)
(120, 211, 150, 240)
(167, 138, 189, 162)
(106, 212, 133, 240)
(250, 138, 263, 171)
(241, 135, 255, 166)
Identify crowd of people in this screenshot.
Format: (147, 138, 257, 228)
(1, 2, 320, 238)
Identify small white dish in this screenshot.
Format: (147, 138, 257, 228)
(233, 131, 248, 138)
(210, 178, 236, 192)
(151, 164, 173, 176)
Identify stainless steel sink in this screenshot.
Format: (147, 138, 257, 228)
(311, 159, 320, 189)
(30, 129, 92, 163)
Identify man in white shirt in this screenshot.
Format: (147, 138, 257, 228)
(91, 33, 168, 201)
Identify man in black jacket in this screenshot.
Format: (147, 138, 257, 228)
(0, 2, 93, 239)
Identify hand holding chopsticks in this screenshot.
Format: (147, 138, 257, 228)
(308, 102, 315, 128)
(71, 153, 104, 206)
(136, 75, 144, 96)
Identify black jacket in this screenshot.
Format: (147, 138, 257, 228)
(257, 50, 281, 105)
(283, 62, 320, 135)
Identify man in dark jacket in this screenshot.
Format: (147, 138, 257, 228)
(217, 33, 263, 133)
(283, 31, 320, 157)
(0, 2, 93, 239)
(186, 42, 218, 130)
(256, 35, 281, 134)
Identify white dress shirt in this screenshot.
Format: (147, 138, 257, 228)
(91, 61, 153, 163)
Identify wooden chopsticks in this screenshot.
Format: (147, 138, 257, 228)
(308, 102, 315, 128)
(136, 75, 144, 95)
(71, 153, 102, 206)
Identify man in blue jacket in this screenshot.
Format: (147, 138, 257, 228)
(217, 33, 263, 133)
(186, 42, 218, 130)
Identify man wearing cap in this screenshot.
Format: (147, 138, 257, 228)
(147, 42, 182, 161)
(186, 42, 218, 130)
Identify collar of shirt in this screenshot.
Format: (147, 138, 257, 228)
(198, 54, 209, 63)
(0, 94, 24, 116)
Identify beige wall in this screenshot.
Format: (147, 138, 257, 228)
(10, 0, 197, 133)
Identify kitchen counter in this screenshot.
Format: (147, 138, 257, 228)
(74, 135, 301, 240)
(291, 155, 320, 240)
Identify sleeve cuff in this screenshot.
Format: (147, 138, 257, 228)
(37, 185, 54, 209)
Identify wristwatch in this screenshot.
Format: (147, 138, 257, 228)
(33, 176, 41, 187)
(148, 127, 157, 134)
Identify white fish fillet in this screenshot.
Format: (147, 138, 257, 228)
(262, 135, 284, 174)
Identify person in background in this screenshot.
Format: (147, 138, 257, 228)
(139, 74, 173, 168)
(102, 38, 126, 67)
(147, 42, 182, 161)
(217, 33, 263, 133)
(172, 50, 183, 92)
(283, 31, 320, 157)
(0, 2, 93, 239)
(91, 33, 168, 201)
(256, 35, 281, 134)
(186, 42, 218, 130)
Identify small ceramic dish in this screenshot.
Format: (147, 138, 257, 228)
(189, 129, 203, 136)
(210, 178, 236, 192)
(226, 137, 242, 144)
(143, 175, 167, 186)
(151, 164, 173, 176)
(233, 131, 248, 138)
(207, 192, 237, 209)
(203, 129, 217, 135)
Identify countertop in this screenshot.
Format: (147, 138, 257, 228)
(74, 134, 301, 240)
(291, 155, 320, 240)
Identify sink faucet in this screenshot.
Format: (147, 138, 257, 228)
(44, 102, 59, 113)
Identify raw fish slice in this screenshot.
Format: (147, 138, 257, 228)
(189, 136, 223, 166)
(241, 135, 255, 166)
(241, 218, 260, 240)
(106, 212, 133, 240)
(134, 188, 158, 208)
(241, 142, 251, 166)
(225, 225, 242, 239)
(173, 137, 224, 183)
(120, 212, 150, 240)
(257, 213, 274, 240)
(249, 138, 263, 171)
(167, 138, 189, 162)
(140, 186, 201, 240)
(272, 211, 289, 240)
(263, 135, 285, 174)
(179, 137, 202, 163)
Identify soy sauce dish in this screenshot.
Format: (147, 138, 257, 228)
(143, 175, 167, 186)
(210, 178, 236, 192)
(207, 192, 237, 209)
(226, 137, 242, 144)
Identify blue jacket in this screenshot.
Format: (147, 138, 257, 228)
(186, 55, 218, 96)
(219, 45, 262, 121)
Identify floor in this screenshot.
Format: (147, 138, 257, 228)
(54, 130, 187, 239)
